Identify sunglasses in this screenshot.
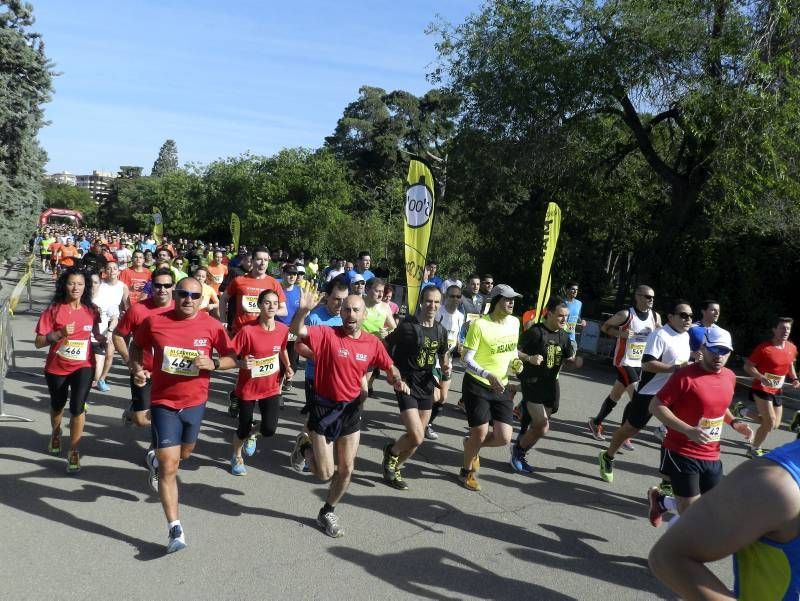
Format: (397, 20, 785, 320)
(638, 294, 654, 300)
(152, 282, 173, 289)
(677, 312, 694, 320)
(448, 295, 462, 299)
(705, 345, 731, 356)
(176, 290, 202, 300)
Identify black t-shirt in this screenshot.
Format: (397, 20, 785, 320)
(519, 323, 574, 384)
(387, 317, 448, 397)
(80, 251, 107, 275)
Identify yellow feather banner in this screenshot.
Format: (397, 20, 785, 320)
(534, 202, 562, 321)
(230, 213, 241, 251)
(403, 160, 436, 316)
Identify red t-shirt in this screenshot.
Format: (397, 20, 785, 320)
(233, 322, 288, 400)
(36, 303, 98, 375)
(302, 325, 393, 403)
(119, 267, 152, 304)
(658, 362, 736, 461)
(134, 311, 234, 409)
(227, 275, 286, 333)
(115, 298, 174, 371)
(749, 341, 798, 394)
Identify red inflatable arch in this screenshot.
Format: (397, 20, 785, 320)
(39, 208, 83, 226)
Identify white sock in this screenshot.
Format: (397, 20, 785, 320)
(662, 495, 678, 512)
(168, 520, 181, 530)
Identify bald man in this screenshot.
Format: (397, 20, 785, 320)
(289, 289, 408, 538)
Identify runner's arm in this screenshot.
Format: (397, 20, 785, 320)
(600, 310, 630, 338)
(742, 358, 761, 380)
(35, 327, 65, 349)
(649, 459, 800, 601)
(650, 397, 711, 444)
(641, 355, 678, 373)
(219, 291, 230, 325)
(112, 331, 129, 364)
(295, 340, 314, 360)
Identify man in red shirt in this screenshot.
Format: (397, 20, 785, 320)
(289, 287, 409, 538)
(735, 317, 799, 456)
(647, 327, 752, 527)
(120, 250, 152, 308)
(220, 246, 287, 335)
(113, 268, 174, 432)
(130, 276, 237, 554)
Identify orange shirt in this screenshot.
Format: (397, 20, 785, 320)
(120, 267, 152, 304)
(59, 245, 80, 267)
(207, 262, 228, 293)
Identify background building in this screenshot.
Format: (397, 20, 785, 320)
(75, 170, 114, 203)
(46, 170, 76, 186)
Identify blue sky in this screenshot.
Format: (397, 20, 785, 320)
(33, 1, 480, 175)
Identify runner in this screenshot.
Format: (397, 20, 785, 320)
(56, 237, 81, 276)
(40, 231, 55, 273)
(459, 284, 522, 491)
(598, 300, 693, 483)
(649, 440, 800, 600)
(120, 250, 152, 308)
(426, 284, 465, 440)
(735, 317, 799, 457)
(345, 251, 375, 284)
(113, 268, 175, 430)
(229, 289, 292, 475)
(220, 246, 287, 335)
(207, 249, 228, 294)
(647, 327, 752, 527)
(509, 297, 581, 474)
(34, 267, 102, 473)
(129, 277, 237, 554)
(289, 288, 408, 537)
(381, 286, 450, 489)
(277, 263, 302, 393)
(588, 284, 662, 446)
(688, 300, 721, 362)
(362, 277, 396, 396)
(192, 265, 220, 318)
(80, 238, 108, 274)
(349, 273, 367, 297)
(563, 282, 586, 354)
(90, 263, 127, 391)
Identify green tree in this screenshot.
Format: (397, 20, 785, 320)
(151, 139, 179, 177)
(0, 1, 52, 260)
(117, 165, 143, 179)
(42, 181, 97, 224)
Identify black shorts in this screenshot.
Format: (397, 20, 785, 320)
(302, 379, 315, 414)
(91, 341, 106, 356)
(129, 374, 151, 412)
(308, 398, 362, 442)
(659, 448, 723, 498)
(45, 368, 93, 415)
(396, 390, 433, 412)
(615, 365, 641, 387)
(622, 391, 654, 430)
(521, 378, 560, 414)
(463, 374, 513, 428)
(750, 389, 781, 407)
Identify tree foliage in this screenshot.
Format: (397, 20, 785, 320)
(0, 1, 52, 260)
(151, 139, 179, 177)
(42, 181, 96, 223)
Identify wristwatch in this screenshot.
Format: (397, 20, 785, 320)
(212, 358, 220, 370)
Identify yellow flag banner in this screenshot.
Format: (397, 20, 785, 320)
(403, 160, 436, 316)
(8, 254, 35, 314)
(152, 208, 164, 245)
(534, 202, 562, 321)
(230, 213, 241, 251)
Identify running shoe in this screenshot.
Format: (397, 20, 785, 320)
(587, 418, 605, 441)
(458, 468, 481, 491)
(367, 387, 374, 398)
(512, 403, 522, 422)
(732, 401, 748, 420)
(621, 438, 635, 452)
(228, 391, 239, 418)
(653, 425, 667, 443)
(647, 486, 665, 527)
(462, 436, 480, 471)
(791, 411, 800, 433)
(145, 449, 159, 493)
(510, 445, 534, 475)
(290, 432, 310, 472)
(66, 450, 81, 474)
(166, 524, 187, 553)
(382, 442, 399, 481)
(424, 424, 439, 441)
(317, 508, 344, 538)
(48, 430, 61, 455)
(230, 454, 247, 476)
(598, 451, 614, 483)
(386, 466, 409, 490)
(281, 380, 292, 393)
(747, 447, 767, 459)
(243, 435, 257, 457)
(96, 379, 110, 392)
(457, 398, 465, 413)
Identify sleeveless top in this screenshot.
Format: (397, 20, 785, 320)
(734, 440, 800, 600)
(613, 307, 656, 368)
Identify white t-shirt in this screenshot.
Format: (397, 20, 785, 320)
(637, 324, 690, 396)
(94, 281, 124, 334)
(115, 247, 132, 270)
(436, 306, 465, 352)
(326, 268, 345, 282)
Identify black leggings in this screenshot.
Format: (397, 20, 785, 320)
(45, 367, 93, 416)
(236, 395, 281, 439)
(286, 341, 299, 372)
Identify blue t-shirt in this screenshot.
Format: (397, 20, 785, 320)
(78, 240, 91, 254)
(276, 286, 301, 326)
(346, 269, 375, 284)
(303, 305, 343, 380)
(688, 322, 719, 352)
(564, 298, 583, 342)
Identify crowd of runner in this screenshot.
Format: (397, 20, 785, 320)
(26, 224, 800, 598)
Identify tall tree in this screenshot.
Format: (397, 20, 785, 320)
(151, 139, 179, 177)
(117, 165, 143, 179)
(0, 1, 52, 260)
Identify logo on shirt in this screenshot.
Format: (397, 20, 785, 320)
(493, 342, 517, 354)
(355, 353, 368, 362)
(83, 325, 93, 332)
(193, 338, 208, 347)
(273, 346, 281, 353)
(338, 348, 349, 358)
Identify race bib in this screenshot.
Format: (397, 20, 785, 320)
(57, 339, 88, 362)
(698, 415, 724, 442)
(447, 333, 457, 349)
(564, 321, 577, 334)
(626, 336, 647, 361)
(161, 346, 200, 376)
(242, 295, 259, 313)
(466, 313, 481, 323)
(250, 354, 279, 378)
(288, 332, 297, 342)
(764, 372, 786, 389)
(212, 273, 224, 284)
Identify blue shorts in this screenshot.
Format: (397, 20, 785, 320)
(150, 404, 206, 449)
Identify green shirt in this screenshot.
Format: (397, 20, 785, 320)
(464, 314, 520, 386)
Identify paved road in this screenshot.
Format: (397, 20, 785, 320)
(2, 263, 796, 601)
